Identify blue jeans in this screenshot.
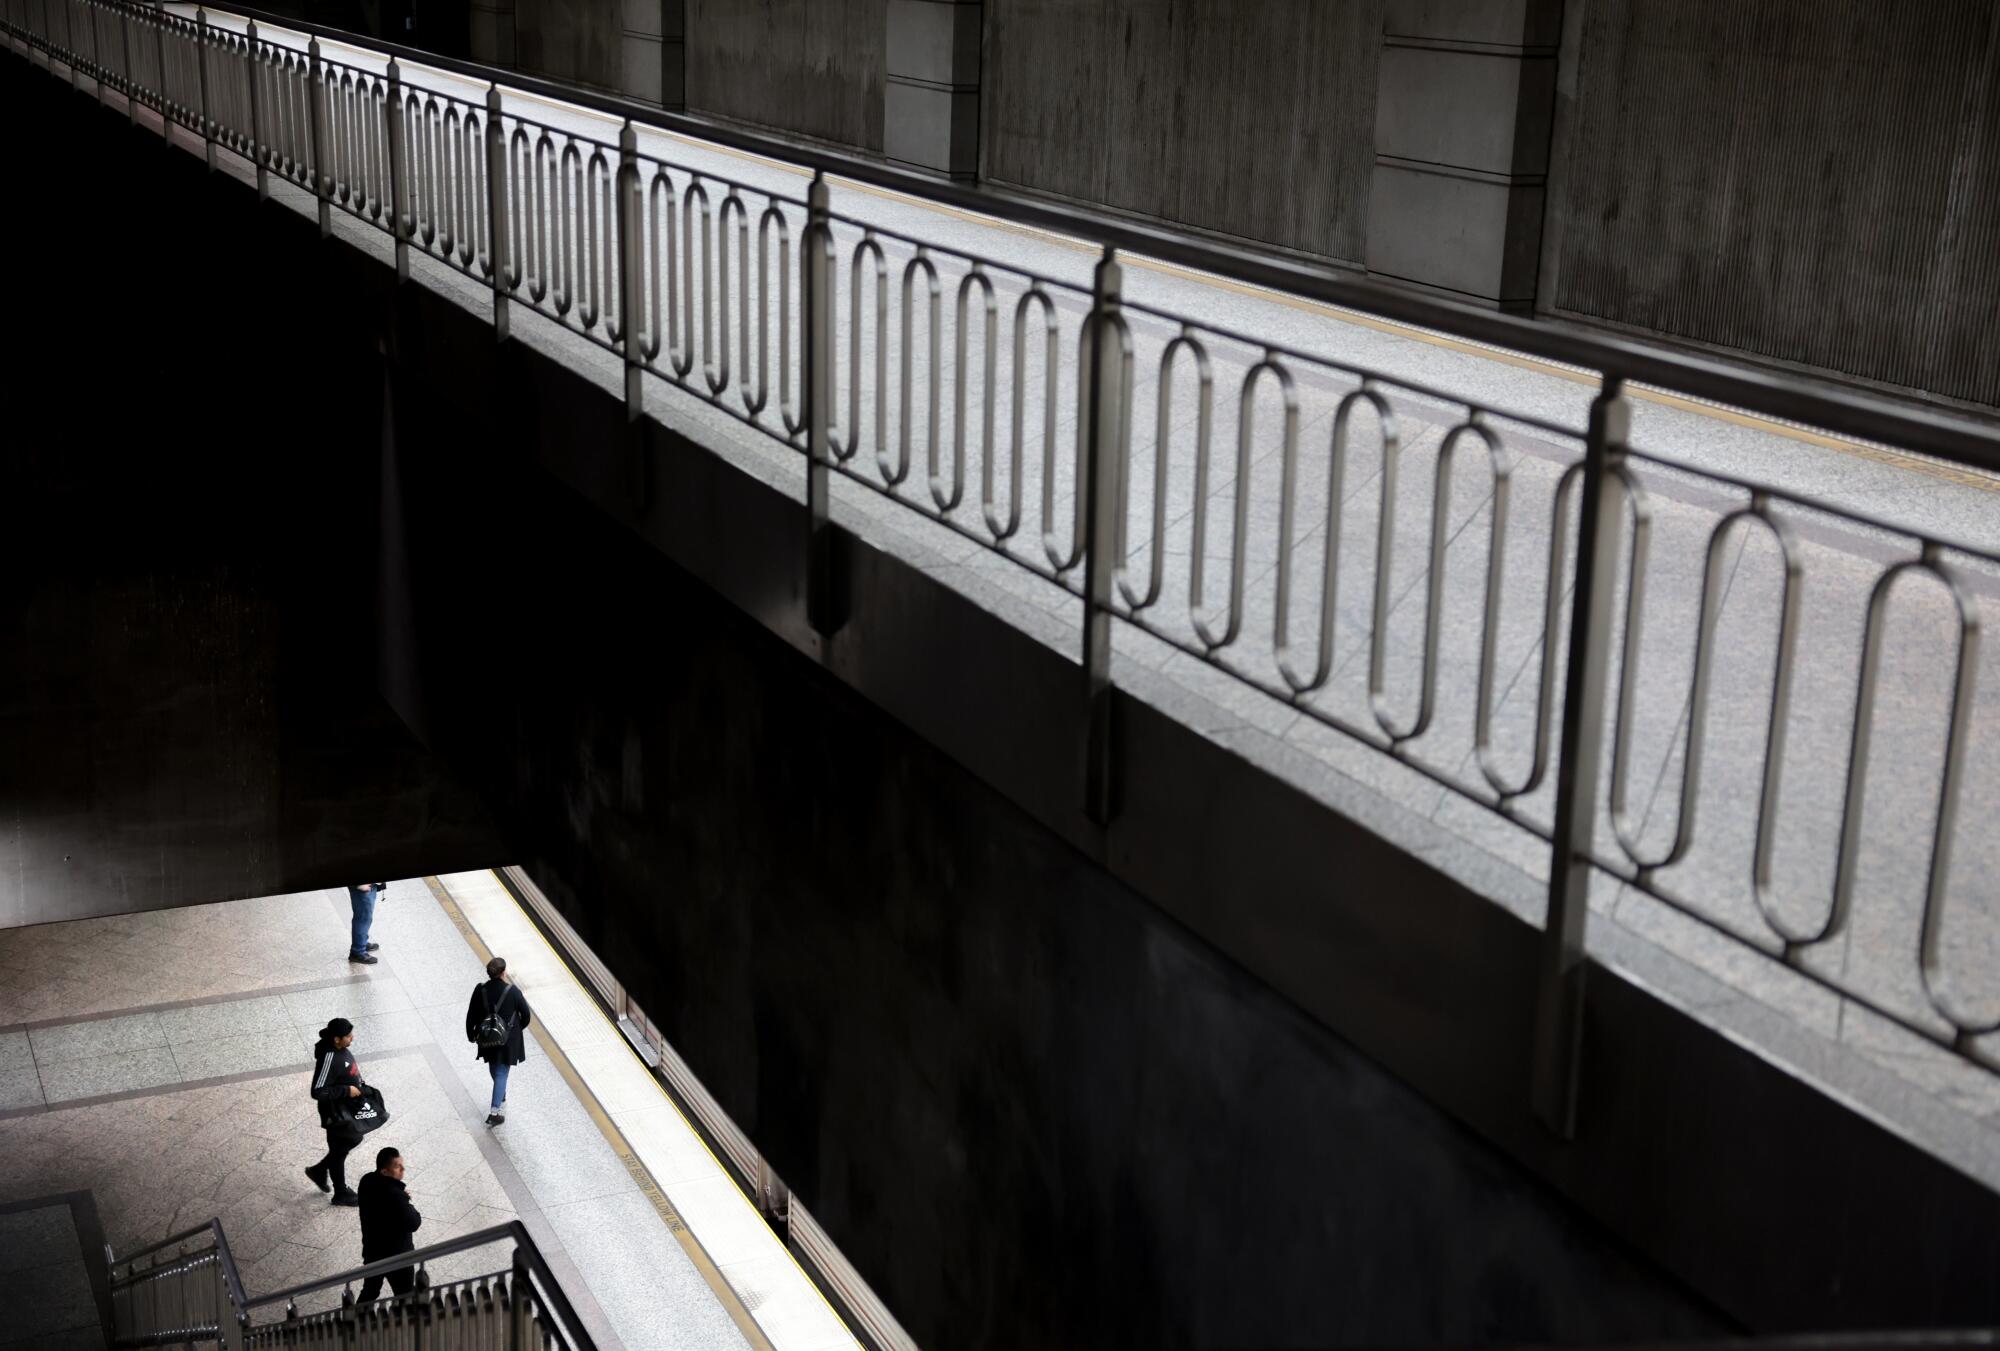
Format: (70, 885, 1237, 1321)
(488, 1061, 510, 1112)
(348, 887, 377, 957)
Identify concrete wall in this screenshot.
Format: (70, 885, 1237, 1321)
(492, 0, 1999, 404)
(1543, 0, 2000, 407)
(686, 0, 885, 148)
(981, 0, 1380, 263)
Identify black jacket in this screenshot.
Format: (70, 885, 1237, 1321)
(357, 1171, 422, 1262)
(310, 1042, 362, 1130)
(465, 980, 531, 1065)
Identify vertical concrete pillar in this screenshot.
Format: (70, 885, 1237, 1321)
(470, 0, 515, 66)
(618, 0, 683, 107)
(661, 0, 684, 110)
(884, 0, 981, 178)
(1365, 0, 1561, 310)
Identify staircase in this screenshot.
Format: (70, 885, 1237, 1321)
(105, 1219, 596, 1348)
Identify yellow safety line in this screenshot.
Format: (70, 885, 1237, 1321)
(423, 875, 795, 1351)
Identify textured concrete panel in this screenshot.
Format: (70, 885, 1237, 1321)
(686, 0, 886, 150)
(1385, 0, 1562, 46)
(620, 30, 665, 103)
(983, 0, 1381, 263)
(884, 81, 979, 173)
(514, 0, 622, 90)
(1368, 162, 1543, 302)
(885, 0, 980, 85)
(1547, 0, 2000, 407)
(1377, 46, 1554, 175)
(621, 0, 660, 38)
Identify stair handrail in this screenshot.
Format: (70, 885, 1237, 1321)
(106, 1218, 598, 1349)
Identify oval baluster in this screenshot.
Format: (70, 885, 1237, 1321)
(708, 191, 745, 395)
(1479, 459, 1584, 801)
(675, 178, 710, 379)
(555, 140, 580, 318)
(642, 167, 675, 364)
(942, 267, 995, 514)
(581, 146, 608, 331)
(1193, 358, 1289, 651)
(996, 286, 1055, 544)
(890, 249, 939, 491)
(831, 232, 886, 464)
(749, 203, 788, 418)
(1123, 332, 1209, 614)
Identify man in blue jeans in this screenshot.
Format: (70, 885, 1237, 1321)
(465, 956, 531, 1126)
(348, 882, 388, 965)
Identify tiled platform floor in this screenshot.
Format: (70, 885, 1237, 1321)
(0, 878, 851, 1350)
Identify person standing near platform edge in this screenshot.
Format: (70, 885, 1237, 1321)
(348, 881, 389, 964)
(465, 957, 531, 1127)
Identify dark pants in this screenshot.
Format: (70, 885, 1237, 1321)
(314, 1130, 359, 1196)
(359, 1264, 415, 1303)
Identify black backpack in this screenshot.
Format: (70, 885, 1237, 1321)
(473, 985, 516, 1050)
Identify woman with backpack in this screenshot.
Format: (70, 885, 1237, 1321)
(464, 956, 532, 1126)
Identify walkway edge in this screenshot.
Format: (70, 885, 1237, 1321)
(424, 875, 782, 1351)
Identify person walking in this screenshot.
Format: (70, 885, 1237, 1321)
(464, 957, 531, 1126)
(347, 881, 389, 965)
(356, 1146, 423, 1302)
(305, 1018, 366, 1206)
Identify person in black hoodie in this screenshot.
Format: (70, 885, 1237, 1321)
(305, 1018, 366, 1206)
(464, 957, 531, 1126)
(356, 1147, 423, 1302)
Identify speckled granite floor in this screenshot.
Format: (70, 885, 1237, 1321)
(0, 881, 754, 1351)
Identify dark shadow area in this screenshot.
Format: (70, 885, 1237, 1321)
(0, 76, 503, 925)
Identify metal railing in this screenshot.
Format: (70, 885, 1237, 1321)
(105, 1219, 597, 1349)
(5, 0, 1999, 1135)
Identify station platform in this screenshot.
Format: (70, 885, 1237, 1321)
(0, 874, 859, 1351)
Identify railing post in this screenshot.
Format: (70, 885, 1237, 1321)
(385, 58, 409, 282)
(93, 1, 110, 107)
(484, 83, 509, 341)
(152, 3, 168, 137)
(119, 0, 134, 124)
(1531, 373, 1631, 1138)
(1081, 246, 1127, 826)
(244, 18, 265, 200)
(71, 0, 84, 93)
(618, 119, 643, 420)
(194, 6, 212, 171)
(803, 171, 843, 638)
(509, 1247, 528, 1351)
(306, 36, 329, 236)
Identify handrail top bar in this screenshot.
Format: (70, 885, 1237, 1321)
(242, 1220, 532, 1309)
(107, 1219, 224, 1266)
(169, 0, 2000, 473)
(107, 1217, 250, 1307)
